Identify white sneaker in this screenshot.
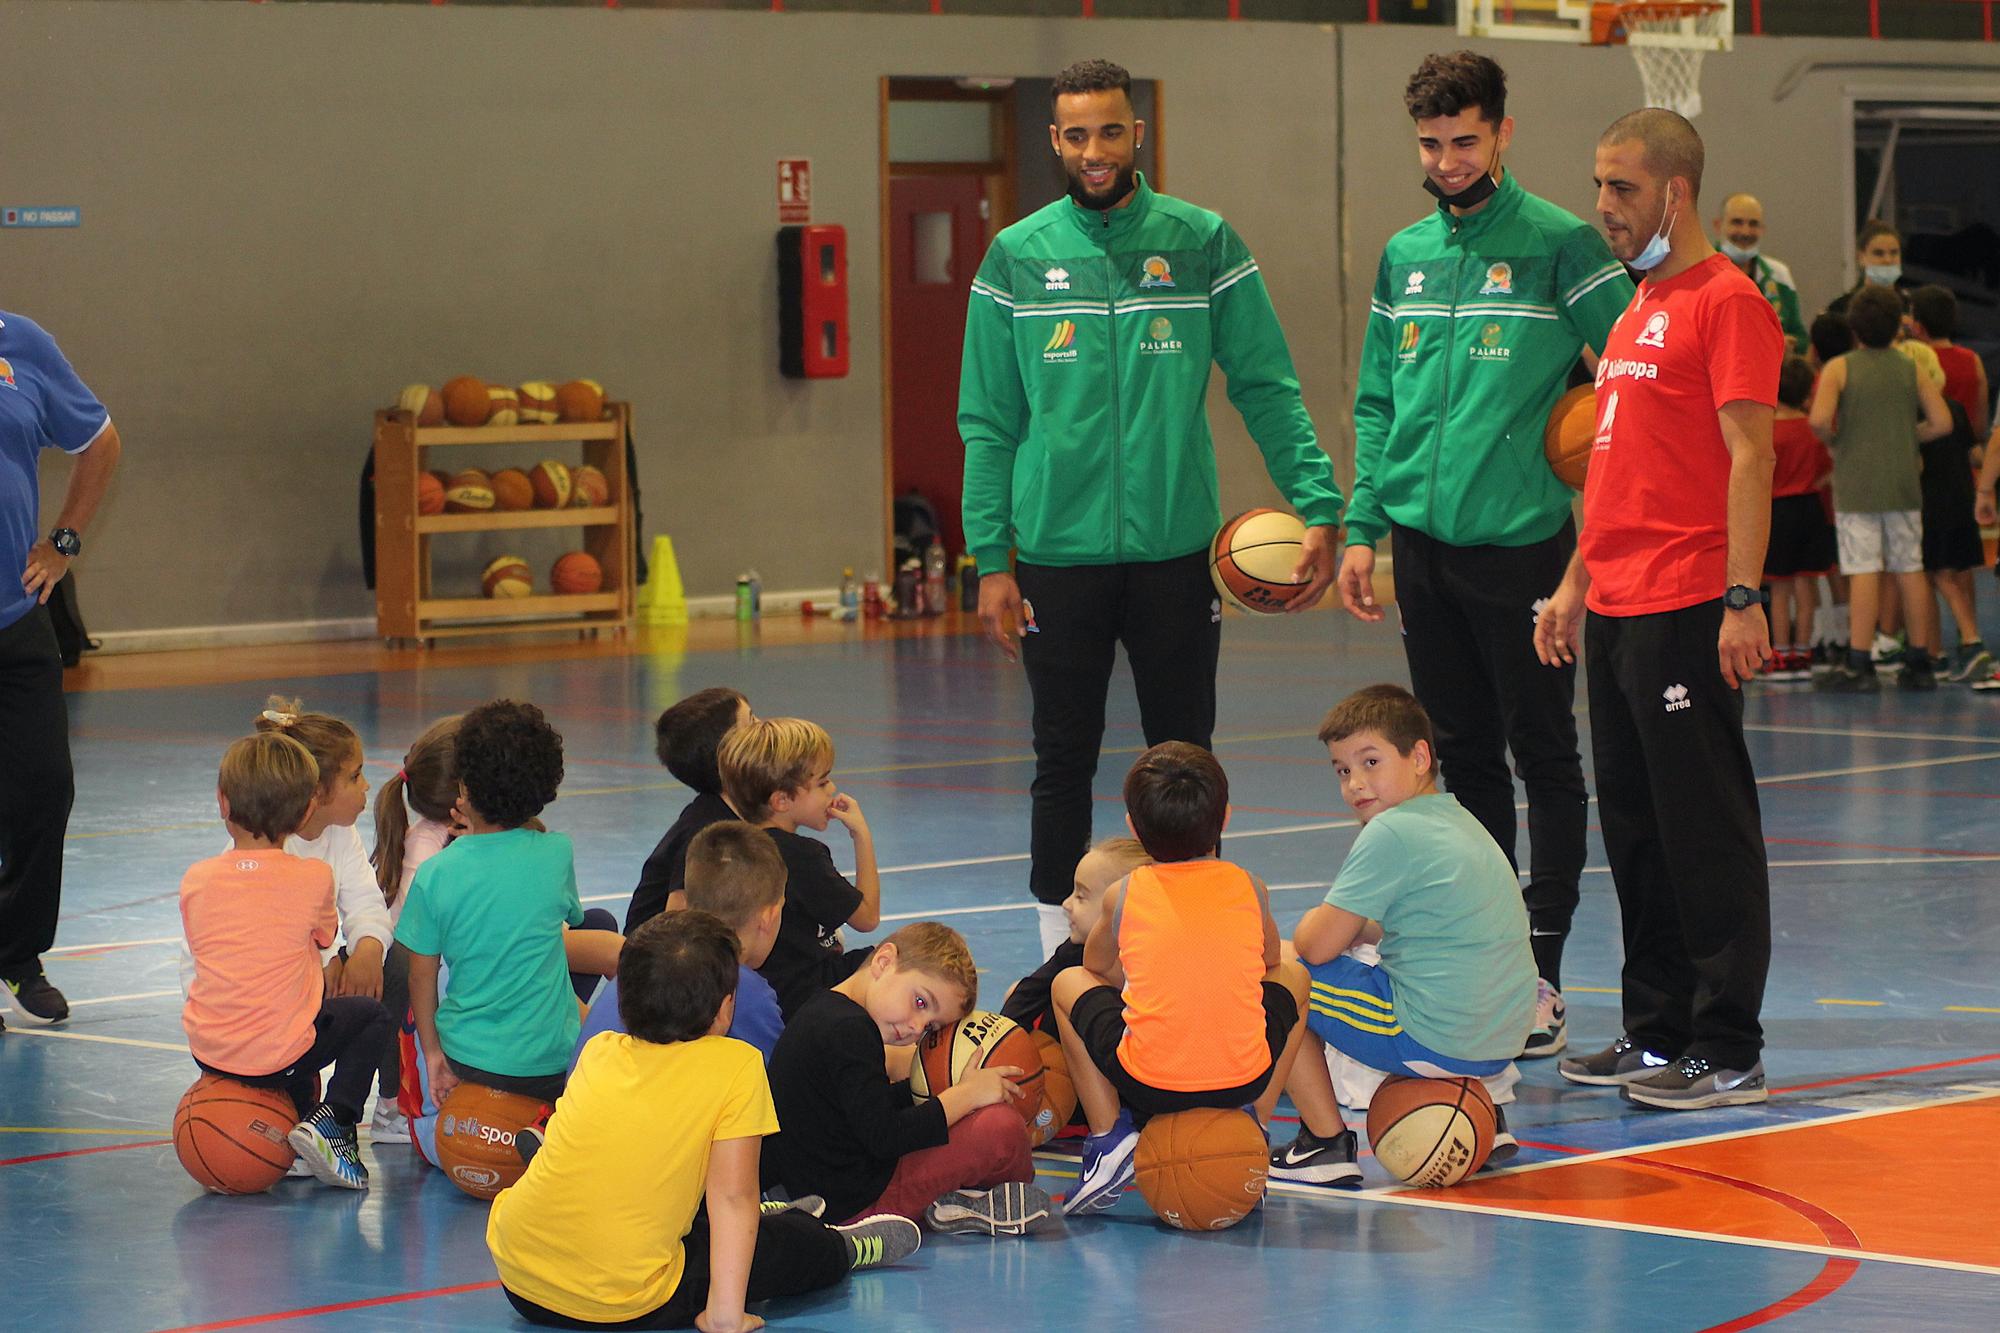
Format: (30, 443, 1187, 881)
(1521, 979, 1567, 1058)
(368, 1099, 410, 1144)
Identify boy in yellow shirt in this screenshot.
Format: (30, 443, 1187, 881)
(488, 911, 917, 1331)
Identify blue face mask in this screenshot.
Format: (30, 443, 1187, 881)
(1630, 195, 1678, 273)
(1719, 238, 1759, 264)
(1865, 264, 1902, 287)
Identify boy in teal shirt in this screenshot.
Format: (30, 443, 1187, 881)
(400, 699, 587, 1104)
(1269, 685, 1537, 1186)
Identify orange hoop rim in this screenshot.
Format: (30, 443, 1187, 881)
(1616, 1, 1723, 21)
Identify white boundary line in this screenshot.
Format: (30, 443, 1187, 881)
(3, 1028, 189, 1054)
(63, 989, 179, 1007)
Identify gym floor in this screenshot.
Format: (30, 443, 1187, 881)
(4, 607, 1998, 1331)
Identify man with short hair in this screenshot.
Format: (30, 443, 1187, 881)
(1339, 51, 1633, 1058)
(1714, 192, 1807, 352)
(1535, 108, 1782, 1111)
(1, 308, 121, 1030)
(959, 58, 1343, 956)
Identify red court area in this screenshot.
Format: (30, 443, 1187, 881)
(1433, 1094, 2000, 1269)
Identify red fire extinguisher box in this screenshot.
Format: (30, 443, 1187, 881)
(778, 224, 849, 379)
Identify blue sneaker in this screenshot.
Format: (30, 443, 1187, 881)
(287, 1104, 368, 1190)
(1062, 1110, 1138, 1216)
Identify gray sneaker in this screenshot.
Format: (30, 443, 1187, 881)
(924, 1182, 1055, 1236)
(834, 1213, 922, 1269)
(1946, 645, 1995, 684)
(1558, 1035, 1673, 1086)
(1621, 1056, 1767, 1110)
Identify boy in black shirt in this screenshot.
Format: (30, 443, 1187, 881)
(623, 688, 750, 933)
(1001, 837, 1150, 1034)
(765, 922, 1053, 1237)
(719, 717, 881, 1019)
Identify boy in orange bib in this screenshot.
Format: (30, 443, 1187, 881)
(1050, 742, 1312, 1217)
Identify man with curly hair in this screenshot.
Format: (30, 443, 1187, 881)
(398, 699, 593, 1106)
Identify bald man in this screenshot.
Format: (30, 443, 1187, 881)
(1535, 109, 1782, 1112)
(1715, 193, 1806, 353)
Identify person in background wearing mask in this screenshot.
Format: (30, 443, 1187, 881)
(1340, 51, 1634, 1061)
(1827, 220, 1915, 316)
(1535, 108, 1782, 1111)
(1714, 193, 1806, 353)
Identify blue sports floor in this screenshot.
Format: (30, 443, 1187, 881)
(4, 609, 1999, 1331)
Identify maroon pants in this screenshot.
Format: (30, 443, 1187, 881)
(844, 1104, 1032, 1224)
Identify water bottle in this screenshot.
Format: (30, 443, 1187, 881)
(734, 574, 752, 622)
(863, 574, 885, 620)
(923, 544, 948, 617)
(747, 569, 763, 618)
(958, 555, 978, 613)
(839, 566, 859, 614)
(893, 559, 922, 619)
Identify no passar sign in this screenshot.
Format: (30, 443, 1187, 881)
(778, 159, 811, 225)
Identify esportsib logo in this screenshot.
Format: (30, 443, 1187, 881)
(1042, 319, 1078, 363)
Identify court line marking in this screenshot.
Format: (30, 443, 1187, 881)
(1816, 998, 1884, 1007)
(65, 989, 179, 1007)
(1744, 722, 2000, 745)
(47, 935, 180, 955)
(154, 1279, 506, 1332)
(1946, 1005, 2000, 1014)
(0, 1138, 171, 1170)
(0, 1126, 164, 1136)
(2, 1028, 189, 1053)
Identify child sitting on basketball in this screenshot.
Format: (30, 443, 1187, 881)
(718, 718, 881, 1020)
(489, 910, 919, 1331)
(1267, 686, 1537, 1186)
(1001, 837, 1150, 1035)
(625, 687, 752, 932)
(575, 821, 788, 1066)
(1050, 743, 1314, 1217)
(764, 922, 1052, 1236)
(397, 699, 596, 1111)
(181, 732, 393, 1190)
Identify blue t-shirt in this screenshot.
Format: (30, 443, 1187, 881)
(571, 967, 783, 1069)
(395, 827, 585, 1078)
(1324, 793, 1537, 1062)
(0, 312, 109, 631)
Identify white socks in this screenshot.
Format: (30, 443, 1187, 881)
(1035, 903, 1070, 957)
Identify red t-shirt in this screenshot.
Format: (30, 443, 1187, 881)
(1770, 415, 1829, 498)
(1934, 344, 1982, 429)
(1581, 253, 1784, 616)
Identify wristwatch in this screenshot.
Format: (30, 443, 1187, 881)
(1722, 584, 1765, 612)
(49, 528, 81, 558)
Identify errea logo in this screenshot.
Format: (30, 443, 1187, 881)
(1531, 596, 1550, 623)
(1662, 683, 1692, 712)
(1044, 267, 1070, 292)
(1405, 270, 1426, 295)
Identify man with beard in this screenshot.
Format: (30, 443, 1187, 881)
(958, 58, 1342, 955)
(1713, 193, 1806, 353)
(1338, 52, 1632, 1059)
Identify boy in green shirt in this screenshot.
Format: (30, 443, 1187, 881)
(1269, 685, 1537, 1186)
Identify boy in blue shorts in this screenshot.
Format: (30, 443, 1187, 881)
(1269, 685, 1536, 1185)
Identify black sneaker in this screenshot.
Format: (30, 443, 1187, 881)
(1557, 1035, 1673, 1086)
(1898, 660, 1938, 691)
(0, 969, 68, 1025)
(1269, 1126, 1363, 1187)
(1621, 1056, 1767, 1110)
(1814, 662, 1880, 693)
(1483, 1106, 1519, 1169)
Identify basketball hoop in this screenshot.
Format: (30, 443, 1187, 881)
(1596, 2, 1728, 119)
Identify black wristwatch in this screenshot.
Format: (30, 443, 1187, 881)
(48, 528, 80, 558)
(1722, 584, 1765, 612)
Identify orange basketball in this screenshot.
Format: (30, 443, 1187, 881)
(1366, 1075, 1495, 1188)
(490, 467, 535, 511)
(517, 381, 560, 425)
(487, 387, 521, 428)
(1028, 1029, 1078, 1147)
(450, 467, 491, 491)
(908, 1010, 1046, 1136)
(530, 459, 572, 509)
(172, 1074, 298, 1195)
(1209, 508, 1308, 615)
(1133, 1107, 1269, 1231)
(1544, 384, 1597, 490)
(433, 1083, 549, 1200)
(482, 554, 533, 599)
(397, 384, 445, 427)
(570, 464, 610, 509)
(555, 379, 605, 422)
(417, 472, 446, 516)
(550, 551, 604, 595)
(441, 376, 490, 427)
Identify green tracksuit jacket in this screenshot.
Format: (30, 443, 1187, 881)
(1346, 173, 1633, 551)
(1741, 252, 1808, 354)
(957, 175, 1342, 576)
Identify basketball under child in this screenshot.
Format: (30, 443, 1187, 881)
(717, 717, 881, 1019)
(1268, 686, 1536, 1185)
(180, 731, 393, 1190)
(626, 687, 752, 932)
(1050, 742, 1315, 1216)
(763, 921, 1054, 1236)
(488, 911, 919, 1331)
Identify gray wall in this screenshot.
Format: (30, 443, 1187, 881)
(3, 3, 1993, 637)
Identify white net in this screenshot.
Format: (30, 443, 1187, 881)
(1623, 4, 1727, 119)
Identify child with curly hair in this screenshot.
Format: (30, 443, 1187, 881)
(396, 700, 593, 1105)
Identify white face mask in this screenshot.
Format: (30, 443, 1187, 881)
(1719, 238, 1759, 263)
(1631, 192, 1678, 272)
(1865, 264, 1903, 287)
